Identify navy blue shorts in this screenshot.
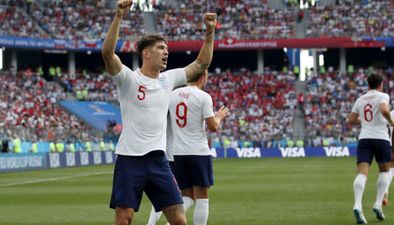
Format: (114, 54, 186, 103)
(174, 155, 213, 190)
(392, 143, 394, 162)
(357, 139, 391, 164)
(169, 161, 175, 175)
(110, 151, 183, 212)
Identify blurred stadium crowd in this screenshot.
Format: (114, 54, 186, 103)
(0, 0, 393, 152)
(2, 65, 393, 152)
(1, 0, 393, 40)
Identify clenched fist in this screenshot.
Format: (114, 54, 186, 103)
(204, 13, 217, 29)
(116, 0, 133, 18)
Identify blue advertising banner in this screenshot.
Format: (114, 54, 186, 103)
(0, 147, 357, 173)
(0, 37, 111, 51)
(46, 151, 116, 169)
(0, 153, 47, 172)
(59, 101, 121, 131)
(362, 37, 394, 47)
(211, 147, 357, 158)
(1, 151, 116, 173)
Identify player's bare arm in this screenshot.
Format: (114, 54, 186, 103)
(206, 106, 230, 132)
(185, 13, 217, 82)
(380, 102, 394, 126)
(347, 112, 361, 125)
(102, 0, 133, 75)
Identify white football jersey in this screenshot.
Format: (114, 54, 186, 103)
(351, 90, 390, 141)
(389, 110, 394, 145)
(112, 65, 186, 156)
(165, 114, 174, 161)
(169, 86, 215, 155)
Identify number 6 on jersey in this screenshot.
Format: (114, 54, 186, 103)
(363, 104, 373, 122)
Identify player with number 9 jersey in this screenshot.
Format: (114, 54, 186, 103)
(169, 85, 214, 155)
(168, 70, 229, 225)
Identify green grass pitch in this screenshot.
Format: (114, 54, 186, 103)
(0, 157, 393, 225)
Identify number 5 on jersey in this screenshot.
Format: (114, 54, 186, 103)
(137, 86, 146, 100)
(176, 102, 187, 128)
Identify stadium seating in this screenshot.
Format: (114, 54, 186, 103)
(0, 70, 100, 144)
(0, 0, 146, 40)
(205, 68, 297, 148)
(303, 67, 393, 147)
(306, 0, 394, 38)
(0, 2, 46, 38)
(155, 0, 295, 40)
(2, 0, 393, 40)
(59, 73, 118, 102)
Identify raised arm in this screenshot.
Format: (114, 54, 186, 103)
(184, 13, 217, 82)
(102, 0, 133, 75)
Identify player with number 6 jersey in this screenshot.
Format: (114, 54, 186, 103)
(169, 70, 230, 225)
(348, 73, 394, 224)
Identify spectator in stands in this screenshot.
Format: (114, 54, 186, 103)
(1, 138, 9, 153)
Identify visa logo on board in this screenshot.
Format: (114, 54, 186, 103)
(323, 147, 350, 157)
(279, 148, 306, 158)
(235, 148, 261, 158)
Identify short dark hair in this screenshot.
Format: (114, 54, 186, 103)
(136, 34, 167, 56)
(367, 73, 384, 89)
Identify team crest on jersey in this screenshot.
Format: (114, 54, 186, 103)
(158, 77, 168, 89)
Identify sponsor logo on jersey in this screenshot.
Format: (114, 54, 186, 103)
(158, 77, 168, 89)
(323, 147, 350, 157)
(279, 147, 306, 158)
(235, 148, 261, 158)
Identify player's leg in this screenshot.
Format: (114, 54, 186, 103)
(353, 139, 372, 224)
(110, 155, 147, 225)
(181, 188, 195, 212)
(162, 204, 187, 225)
(354, 162, 369, 209)
(115, 207, 134, 225)
(146, 206, 162, 225)
(146, 160, 174, 225)
(194, 187, 210, 225)
(373, 162, 390, 221)
(372, 140, 391, 221)
(145, 151, 186, 225)
(190, 155, 213, 225)
(174, 156, 195, 212)
(353, 162, 369, 224)
(382, 146, 394, 206)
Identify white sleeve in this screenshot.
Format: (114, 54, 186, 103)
(164, 68, 187, 90)
(380, 93, 390, 104)
(111, 65, 133, 91)
(202, 93, 215, 119)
